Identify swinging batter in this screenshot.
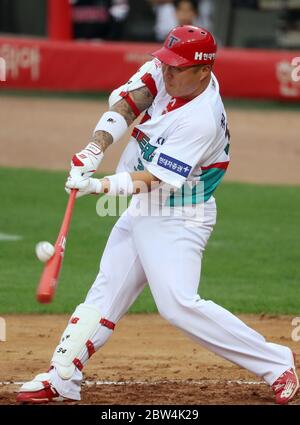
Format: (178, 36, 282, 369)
(17, 25, 299, 405)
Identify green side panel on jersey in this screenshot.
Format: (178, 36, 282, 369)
(201, 167, 226, 201)
(143, 144, 157, 162)
(138, 141, 157, 162)
(167, 181, 204, 207)
(166, 167, 226, 206)
(134, 158, 145, 171)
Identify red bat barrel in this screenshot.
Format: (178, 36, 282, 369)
(36, 189, 77, 303)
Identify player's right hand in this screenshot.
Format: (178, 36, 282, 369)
(69, 142, 104, 181)
(65, 175, 103, 198)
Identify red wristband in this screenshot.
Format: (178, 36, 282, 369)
(120, 91, 141, 118)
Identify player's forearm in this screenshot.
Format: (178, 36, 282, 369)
(67, 85, 155, 195)
(92, 97, 135, 153)
(92, 130, 113, 153)
(92, 86, 154, 152)
(110, 86, 154, 126)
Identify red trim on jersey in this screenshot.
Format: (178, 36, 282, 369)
(86, 340, 96, 358)
(131, 127, 149, 144)
(201, 161, 230, 171)
(162, 97, 190, 114)
(140, 111, 151, 124)
(100, 318, 115, 330)
(73, 358, 83, 371)
(141, 73, 158, 97)
(120, 91, 140, 117)
(132, 127, 138, 139)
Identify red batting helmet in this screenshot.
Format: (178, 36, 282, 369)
(152, 25, 217, 67)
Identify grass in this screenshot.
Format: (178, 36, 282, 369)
(0, 167, 299, 314)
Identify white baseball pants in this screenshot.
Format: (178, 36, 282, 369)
(50, 197, 293, 400)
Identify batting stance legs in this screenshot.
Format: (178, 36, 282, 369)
(48, 210, 148, 400)
(44, 198, 294, 401)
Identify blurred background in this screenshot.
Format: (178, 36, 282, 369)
(0, 0, 300, 99)
(0, 0, 300, 48)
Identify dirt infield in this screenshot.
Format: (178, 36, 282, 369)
(1, 95, 300, 405)
(1, 95, 300, 185)
(0, 314, 299, 405)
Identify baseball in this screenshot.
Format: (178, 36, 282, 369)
(35, 241, 55, 262)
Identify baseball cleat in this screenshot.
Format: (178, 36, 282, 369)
(271, 367, 299, 405)
(16, 373, 72, 404)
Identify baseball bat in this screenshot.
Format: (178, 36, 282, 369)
(36, 189, 77, 304)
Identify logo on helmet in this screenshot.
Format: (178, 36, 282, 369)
(194, 52, 216, 61)
(167, 35, 181, 48)
(194, 52, 203, 61)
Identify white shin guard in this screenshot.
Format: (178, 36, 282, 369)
(51, 304, 102, 380)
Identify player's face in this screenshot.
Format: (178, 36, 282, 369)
(162, 63, 211, 99)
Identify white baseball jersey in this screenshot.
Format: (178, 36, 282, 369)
(47, 63, 293, 402)
(114, 59, 230, 208)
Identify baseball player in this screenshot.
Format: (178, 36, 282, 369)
(17, 26, 299, 404)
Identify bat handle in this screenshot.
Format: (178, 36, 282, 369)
(55, 189, 77, 245)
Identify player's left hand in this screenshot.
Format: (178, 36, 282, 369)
(69, 142, 104, 182)
(65, 175, 103, 198)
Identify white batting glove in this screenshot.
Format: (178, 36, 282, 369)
(65, 176, 103, 198)
(69, 142, 104, 181)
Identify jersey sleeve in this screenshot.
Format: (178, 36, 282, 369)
(108, 59, 163, 108)
(146, 118, 217, 188)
